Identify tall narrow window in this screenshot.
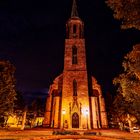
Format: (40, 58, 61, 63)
(73, 79, 77, 96)
(73, 25, 77, 33)
(79, 25, 81, 38)
(72, 46, 77, 64)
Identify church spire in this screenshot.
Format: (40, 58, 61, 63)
(71, 0, 78, 17)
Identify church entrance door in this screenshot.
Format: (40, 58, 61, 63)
(72, 112, 79, 128)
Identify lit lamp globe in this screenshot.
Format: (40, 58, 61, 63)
(62, 110, 66, 115)
(85, 110, 88, 115)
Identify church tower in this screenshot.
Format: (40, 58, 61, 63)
(43, 0, 108, 129)
(62, 0, 90, 129)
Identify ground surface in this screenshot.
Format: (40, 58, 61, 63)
(0, 128, 140, 140)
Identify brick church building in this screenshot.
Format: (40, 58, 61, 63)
(43, 0, 108, 129)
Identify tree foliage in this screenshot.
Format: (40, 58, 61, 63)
(0, 60, 17, 116)
(123, 44, 140, 80)
(14, 91, 25, 111)
(112, 93, 138, 123)
(113, 44, 140, 123)
(29, 97, 45, 117)
(106, 0, 140, 30)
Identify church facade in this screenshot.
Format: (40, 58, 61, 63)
(43, 0, 108, 129)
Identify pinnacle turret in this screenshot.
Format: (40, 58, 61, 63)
(71, 0, 78, 17)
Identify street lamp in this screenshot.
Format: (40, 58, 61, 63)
(85, 110, 89, 129)
(62, 110, 66, 128)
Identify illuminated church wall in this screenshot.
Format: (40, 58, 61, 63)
(43, 0, 108, 129)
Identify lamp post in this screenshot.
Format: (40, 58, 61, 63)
(62, 110, 66, 128)
(86, 109, 89, 129)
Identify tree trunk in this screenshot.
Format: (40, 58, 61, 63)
(20, 106, 27, 130)
(127, 114, 132, 133)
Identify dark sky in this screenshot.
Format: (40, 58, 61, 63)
(0, 0, 140, 98)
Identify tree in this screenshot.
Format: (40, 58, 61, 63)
(123, 44, 140, 80)
(20, 105, 27, 130)
(113, 44, 140, 125)
(14, 91, 25, 111)
(106, 0, 140, 30)
(29, 97, 45, 117)
(25, 97, 45, 128)
(0, 60, 17, 116)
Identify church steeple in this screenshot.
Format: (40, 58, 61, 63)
(71, 0, 78, 18)
(66, 0, 84, 39)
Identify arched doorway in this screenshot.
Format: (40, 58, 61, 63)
(72, 112, 79, 128)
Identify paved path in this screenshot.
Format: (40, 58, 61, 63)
(0, 128, 139, 140)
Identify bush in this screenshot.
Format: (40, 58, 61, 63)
(53, 130, 79, 135)
(84, 131, 97, 135)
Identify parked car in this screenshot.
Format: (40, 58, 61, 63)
(132, 127, 140, 133)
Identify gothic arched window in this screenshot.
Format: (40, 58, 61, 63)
(73, 79, 77, 96)
(72, 46, 77, 64)
(73, 24, 77, 33)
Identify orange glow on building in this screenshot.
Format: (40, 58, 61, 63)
(43, 0, 108, 129)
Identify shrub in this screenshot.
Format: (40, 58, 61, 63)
(53, 130, 79, 135)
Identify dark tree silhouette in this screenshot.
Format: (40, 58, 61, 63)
(106, 0, 140, 30)
(0, 60, 17, 116)
(113, 44, 140, 124)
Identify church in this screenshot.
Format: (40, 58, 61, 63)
(43, 0, 108, 129)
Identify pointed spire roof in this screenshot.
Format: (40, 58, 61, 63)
(71, 0, 79, 18)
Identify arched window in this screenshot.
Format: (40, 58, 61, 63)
(72, 46, 77, 64)
(73, 79, 77, 96)
(79, 25, 81, 38)
(73, 24, 77, 33)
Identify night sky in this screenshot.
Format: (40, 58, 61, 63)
(0, 0, 140, 99)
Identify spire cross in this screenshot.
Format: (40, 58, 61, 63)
(71, 0, 78, 17)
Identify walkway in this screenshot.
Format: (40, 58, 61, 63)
(0, 128, 139, 140)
